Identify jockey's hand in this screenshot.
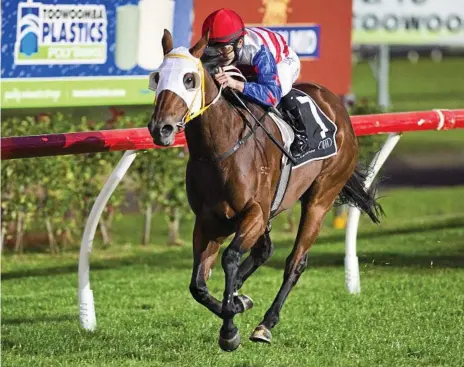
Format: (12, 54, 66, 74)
(214, 68, 244, 92)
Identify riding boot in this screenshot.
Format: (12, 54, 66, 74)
(279, 91, 310, 159)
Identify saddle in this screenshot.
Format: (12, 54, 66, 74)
(224, 66, 338, 167)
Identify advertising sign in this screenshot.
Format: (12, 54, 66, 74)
(191, 0, 352, 95)
(353, 0, 464, 45)
(1, 0, 194, 109)
(264, 25, 321, 59)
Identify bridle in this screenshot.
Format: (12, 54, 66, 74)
(152, 52, 264, 162)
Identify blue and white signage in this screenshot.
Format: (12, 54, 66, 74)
(267, 25, 321, 59)
(14, 1, 108, 65)
(1, 0, 194, 108)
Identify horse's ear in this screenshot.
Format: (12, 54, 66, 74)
(162, 29, 173, 55)
(190, 30, 209, 58)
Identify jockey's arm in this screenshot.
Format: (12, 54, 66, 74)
(241, 46, 282, 107)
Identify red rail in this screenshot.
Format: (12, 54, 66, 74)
(2, 109, 463, 160)
(353, 109, 464, 136)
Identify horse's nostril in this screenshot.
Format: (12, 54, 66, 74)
(148, 120, 155, 133)
(160, 124, 174, 137)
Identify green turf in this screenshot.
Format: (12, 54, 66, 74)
(2, 187, 464, 366)
(391, 129, 464, 156)
(352, 57, 464, 112)
(352, 57, 464, 155)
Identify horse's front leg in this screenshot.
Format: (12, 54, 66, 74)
(219, 202, 265, 351)
(189, 216, 226, 318)
(189, 214, 255, 318)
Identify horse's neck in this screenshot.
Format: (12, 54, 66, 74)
(185, 73, 245, 160)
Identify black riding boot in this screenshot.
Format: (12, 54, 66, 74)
(279, 91, 309, 159)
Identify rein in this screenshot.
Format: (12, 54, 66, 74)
(211, 107, 266, 162)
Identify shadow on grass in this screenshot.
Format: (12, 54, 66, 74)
(313, 217, 464, 245)
(2, 218, 463, 280)
(1, 253, 192, 281)
(1, 315, 75, 326)
(266, 251, 464, 270)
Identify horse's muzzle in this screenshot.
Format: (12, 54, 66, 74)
(148, 120, 176, 147)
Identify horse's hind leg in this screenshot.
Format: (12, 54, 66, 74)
(250, 178, 347, 344)
(235, 229, 274, 292)
(230, 230, 274, 312)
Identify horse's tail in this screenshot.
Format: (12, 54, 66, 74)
(337, 165, 384, 224)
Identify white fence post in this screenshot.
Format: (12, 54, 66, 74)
(378, 44, 391, 110)
(78, 150, 137, 331)
(345, 133, 401, 294)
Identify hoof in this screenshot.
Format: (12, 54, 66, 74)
(250, 325, 272, 344)
(219, 330, 241, 352)
(235, 294, 254, 313)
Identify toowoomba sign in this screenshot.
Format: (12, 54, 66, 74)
(352, 0, 464, 45)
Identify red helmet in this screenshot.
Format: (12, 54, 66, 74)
(202, 8, 246, 44)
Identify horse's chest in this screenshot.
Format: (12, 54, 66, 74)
(187, 163, 255, 216)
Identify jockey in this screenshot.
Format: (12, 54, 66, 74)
(201, 8, 309, 159)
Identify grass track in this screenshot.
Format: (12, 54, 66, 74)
(2, 187, 464, 366)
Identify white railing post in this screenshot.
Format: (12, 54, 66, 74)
(78, 150, 137, 331)
(345, 133, 402, 294)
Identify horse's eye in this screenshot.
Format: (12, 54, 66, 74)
(183, 73, 196, 90)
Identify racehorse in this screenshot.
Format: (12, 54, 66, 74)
(148, 29, 382, 351)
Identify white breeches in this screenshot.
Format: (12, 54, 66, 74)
(277, 49, 301, 97)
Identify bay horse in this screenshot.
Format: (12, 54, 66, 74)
(148, 30, 382, 351)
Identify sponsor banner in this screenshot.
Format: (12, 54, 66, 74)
(1, 77, 152, 108)
(265, 25, 321, 59)
(353, 0, 464, 45)
(1, 0, 193, 108)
